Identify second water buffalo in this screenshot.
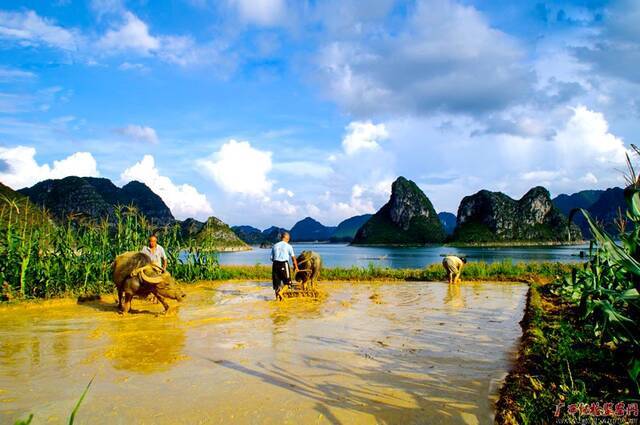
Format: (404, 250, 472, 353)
(294, 250, 322, 289)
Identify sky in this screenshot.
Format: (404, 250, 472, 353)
(0, 0, 638, 229)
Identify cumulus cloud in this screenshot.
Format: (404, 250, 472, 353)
(195, 139, 302, 225)
(117, 124, 159, 144)
(316, 0, 532, 117)
(198, 139, 273, 197)
(229, 0, 287, 26)
(121, 155, 213, 219)
(97, 12, 160, 53)
(554, 105, 628, 171)
(0, 146, 98, 189)
(0, 10, 79, 50)
(94, 11, 235, 68)
(342, 121, 388, 155)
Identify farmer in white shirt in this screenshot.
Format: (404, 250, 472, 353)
(271, 231, 298, 301)
(141, 234, 167, 272)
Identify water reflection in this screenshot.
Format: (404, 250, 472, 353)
(444, 284, 465, 310)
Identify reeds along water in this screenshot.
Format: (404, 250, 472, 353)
(0, 203, 218, 299)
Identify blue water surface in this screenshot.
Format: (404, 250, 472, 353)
(217, 243, 592, 269)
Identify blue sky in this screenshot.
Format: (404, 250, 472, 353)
(0, 0, 638, 228)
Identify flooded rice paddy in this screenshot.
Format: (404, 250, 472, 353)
(0, 281, 528, 424)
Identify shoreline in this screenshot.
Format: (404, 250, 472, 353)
(0, 261, 574, 304)
(239, 241, 590, 248)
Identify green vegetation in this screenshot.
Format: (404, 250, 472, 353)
(451, 221, 496, 242)
(495, 282, 635, 424)
(497, 149, 640, 424)
(214, 260, 571, 283)
(0, 202, 219, 299)
(189, 217, 249, 251)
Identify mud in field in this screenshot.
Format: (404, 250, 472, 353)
(0, 281, 527, 425)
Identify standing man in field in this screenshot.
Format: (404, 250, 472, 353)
(141, 234, 168, 272)
(271, 231, 298, 301)
(442, 255, 466, 284)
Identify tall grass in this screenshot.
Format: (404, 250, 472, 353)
(0, 204, 218, 299)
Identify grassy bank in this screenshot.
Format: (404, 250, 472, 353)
(496, 282, 638, 424)
(497, 155, 640, 423)
(214, 261, 573, 283)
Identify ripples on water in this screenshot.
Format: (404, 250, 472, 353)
(0, 281, 528, 424)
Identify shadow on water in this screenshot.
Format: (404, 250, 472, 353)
(203, 346, 491, 425)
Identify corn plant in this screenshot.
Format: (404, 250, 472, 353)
(557, 147, 640, 391)
(0, 204, 221, 298)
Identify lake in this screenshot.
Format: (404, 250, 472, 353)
(218, 243, 591, 269)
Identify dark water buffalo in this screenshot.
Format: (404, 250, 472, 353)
(112, 252, 186, 314)
(294, 251, 321, 289)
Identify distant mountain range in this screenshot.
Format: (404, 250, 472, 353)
(19, 176, 174, 225)
(15, 177, 248, 251)
(330, 214, 372, 242)
(552, 187, 625, 236)
(438, 212, 457, 236)
(230, 225, 287, 246)
(8, 175, 629, 249)
(232, 215, 374, 245)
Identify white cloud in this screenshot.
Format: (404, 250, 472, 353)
(94, 12, 235, 69)
(121, 155, 213, 219)
(276, 187, 294, 197)
(97, 11, 159, 53)
(0, 67, 36, 81)
(555, 105, 628, 168)
(198, 139, 273, 197)
(0, 146, 98, 189)
(342, 120, 388, 154)
(229, 0, 286, 26)
(90, 0, 125, 19)
(0, 10, 79, 50)
(118, 62, 148, 72)
(316, 0, 532, 117)
(117, 124, 159, 144)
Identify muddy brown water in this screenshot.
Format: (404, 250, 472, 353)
(0, 281, 528, 425)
